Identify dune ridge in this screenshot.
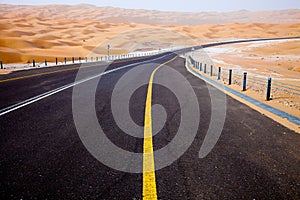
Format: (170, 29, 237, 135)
(1, 4, 300, 25)
(0, 4, 299, 65)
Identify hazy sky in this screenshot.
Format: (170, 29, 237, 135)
(1, 0, 300, 12)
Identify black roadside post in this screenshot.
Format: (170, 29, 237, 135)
(0, 60, 3, 69)
(64, 57, 66, 64)
(79, 57, 81, 63)
(86, 57, 87, 62)
(72, 57, 75, 63)
(56, 57, 58, 65)
(204, 64, 206, 74)
(243, 72, 247, 91)
(33, 59, 35, 67)
(200, 63, 202, 71)
(218, 67, 221, 80)
(44, 59, 47, 66)
(107, 44, 110, 60)
(210, 65, 213, 76)
(229, 69, 232, 85)
(266, 77, 272, 101)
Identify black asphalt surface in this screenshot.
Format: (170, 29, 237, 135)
(0, 49, 299, 199)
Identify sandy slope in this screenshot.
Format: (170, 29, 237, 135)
(1, 4, 299, 25)
(1, 14, 299, 64)
(0, 4, 299, 69)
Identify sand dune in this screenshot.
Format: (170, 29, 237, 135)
(1, 16, 299, 64)
(0, 4, 299, 68)
(1, 4, 299, 25)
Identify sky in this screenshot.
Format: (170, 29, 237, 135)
(1, 0, 300, 12)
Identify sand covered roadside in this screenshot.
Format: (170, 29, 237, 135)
(194, 39, 300, 119)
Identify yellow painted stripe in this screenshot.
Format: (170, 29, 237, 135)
(0, 66, 84, 83)
(143, 56, 177, 200)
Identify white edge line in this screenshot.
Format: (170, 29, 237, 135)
(0, 54, 172, 117)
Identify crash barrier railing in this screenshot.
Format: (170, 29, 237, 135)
(0, 53, 153, 70)
(188, 56, 300, 101)
(0, 47, 184, 70)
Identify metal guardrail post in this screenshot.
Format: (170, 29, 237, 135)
(33, 59, 35, 67)
(229, 69, 232, 85)
(218, 67, 221, 80)
(210, 65, 213, 76)
(243, 72, 247, 91)
(266, 77, 272, 101)
(204, 64, 206, 73)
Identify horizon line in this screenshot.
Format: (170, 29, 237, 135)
(1, 3, 299, 13)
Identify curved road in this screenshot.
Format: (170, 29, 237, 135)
(0, 40, 299, 199)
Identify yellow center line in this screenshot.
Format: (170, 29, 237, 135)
(143, 56, 177, 200)
(0, 66, 85, 83)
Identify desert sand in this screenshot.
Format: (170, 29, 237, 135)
(206, 40, 300, 76)
(0, 4, 300, 65)
(1, 4, 299, 25)
(191, 39, 300, 118)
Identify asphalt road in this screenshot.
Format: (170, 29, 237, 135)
(0, 51, 299, 199)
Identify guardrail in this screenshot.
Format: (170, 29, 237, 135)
(0, 47, 184, 71)
(0, 54, 152, 70)
(188, 55, 300, 101)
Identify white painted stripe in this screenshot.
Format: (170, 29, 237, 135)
(0, 54, 172, 117)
